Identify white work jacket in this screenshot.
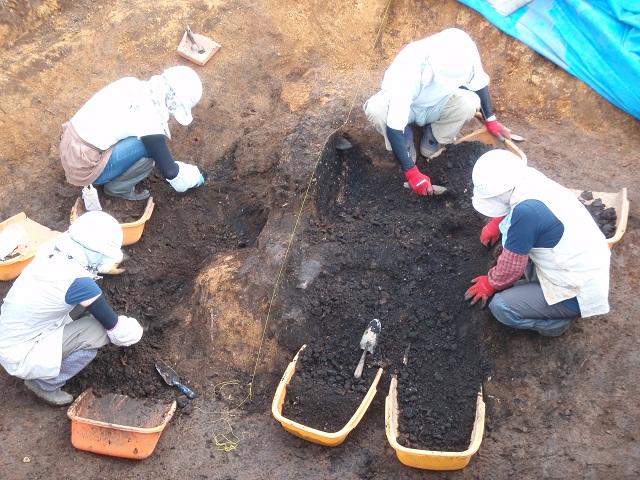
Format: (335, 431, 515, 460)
(381, 28, 490, 130)
(0, 242, 94, 379)
(70, 77, 170, 150)
(503, 168, 610, 317)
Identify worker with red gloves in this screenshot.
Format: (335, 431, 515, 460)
(465, 150, 611, 337)
(364, 28, 510, 196)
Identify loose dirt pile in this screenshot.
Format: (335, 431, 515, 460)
(284, 345, 375, 431)
(95, 195, 148, 224)
(67, 163, 268, 399)
(279, 139, 494, 450)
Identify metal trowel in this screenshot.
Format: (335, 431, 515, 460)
(155, 361, 197, 399)
(403, 182, 448, 195)
(354, 319, 382, 379)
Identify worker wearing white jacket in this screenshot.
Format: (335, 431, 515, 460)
(465, 150, 611, 337)
(364, 28, 511, 196)
(0, 212, 143, 406)
(60, 66, 205, 200)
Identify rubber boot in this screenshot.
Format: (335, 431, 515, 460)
(404, 125, 417, 164)
(420, 124, 445, 160)
(24, 380, 74, 406)
(104, 157, 154, 201)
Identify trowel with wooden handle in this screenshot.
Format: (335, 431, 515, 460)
(354, 319, 381, 379)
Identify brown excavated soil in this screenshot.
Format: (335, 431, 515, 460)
(1, 1, 639, 479)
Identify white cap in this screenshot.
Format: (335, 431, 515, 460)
(472, 149, 527, 217)
(429, 29, 478, 87)
(162, 66, 203, 126)
(69, 211, 123, 260)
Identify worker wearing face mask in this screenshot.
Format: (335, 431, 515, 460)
(0, 212, 142, 405)
(59, 66, 205, 201)
(364, 28, 511, 196)
(465, 150, 610, 337)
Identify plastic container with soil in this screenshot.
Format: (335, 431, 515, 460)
(67, 389, 176, 459)
(385, 376, 485, 471)
(571, 188, 629, 248)
(70, 196, 155, 246)
(272, 345, 384, 446)
(0, 212, 60, 281)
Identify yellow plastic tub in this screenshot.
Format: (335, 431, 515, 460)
(70, 196, 155, 246)
(67, 389, 176, 460)
(0, 212, 60, 281)
(385, 376, 485, 471)
(272, 344, 384, 446)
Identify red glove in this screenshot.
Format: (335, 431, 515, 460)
(464, 275, 497, 308)
(404, 166, 433, 196)
(485, 118, 511, 140)
(480, 216, 505, 247)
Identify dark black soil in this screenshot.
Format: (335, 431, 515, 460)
(67, 159, 268, 399)
(579, 191, 617, 238)
(279, 139, 494, 450)
(284, 345, 376, 431)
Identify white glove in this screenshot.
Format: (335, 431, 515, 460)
(97, 251, 125, 274)
(107, 315, 143, 346)
(167, 161, 205, 193)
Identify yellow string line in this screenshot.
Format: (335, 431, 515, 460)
(246, 0, 394, 397)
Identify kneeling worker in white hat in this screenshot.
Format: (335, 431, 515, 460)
(364, 28, 511, 197)
(60, 66, 206, 201)
(465, 150, 611, 337)
(0, 212, 143, 405)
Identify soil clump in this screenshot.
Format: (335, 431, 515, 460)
(579, 191, 617, 238)
(279, 139, 494, 450)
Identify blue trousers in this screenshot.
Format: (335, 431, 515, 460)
(94, 137, 149, 185)
(489, 281, 580, 337)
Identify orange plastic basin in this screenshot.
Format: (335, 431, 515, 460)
(272, 344, 384, 446)
(385, 376, 485, 471)
(70, 196, 155, 246)
(0, 212, 60, 281)
(67, 389, 176, 460)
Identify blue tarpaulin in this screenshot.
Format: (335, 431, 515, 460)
(458, 0, 640, 119)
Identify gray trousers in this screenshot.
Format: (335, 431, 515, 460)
(34, 315, 109, 391)
(104, 157, 154, 197)
(489, 281, 579, 337)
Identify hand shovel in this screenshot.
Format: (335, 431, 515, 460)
(354, 319, 381, 379)
(155, 361, 197, 399)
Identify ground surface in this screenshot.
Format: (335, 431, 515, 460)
(1, 1, 639, 479)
